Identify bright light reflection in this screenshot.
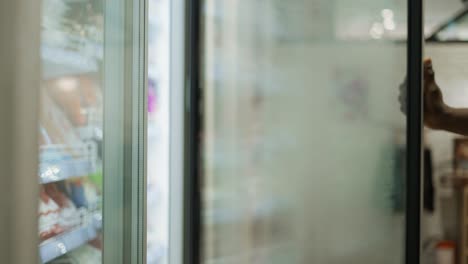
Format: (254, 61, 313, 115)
(370, 22, 384, 39)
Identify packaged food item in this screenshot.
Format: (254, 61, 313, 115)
(436, 241, 455, 264)
(60, 180, 89, 209)
(83, 180, 101, 211)
(71, 180, 90, 209)
(46, 77, 86, 126)
(45, 75, 103, 127)
(88, 172, 103, 193)
(79, 75, 101, 107)
(40, 89, 82, 156)
(39, 187, 63, 241)
(44, 183, 81, 230)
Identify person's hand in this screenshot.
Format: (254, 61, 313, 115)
(423, 59, 447, 129)
(399, 59, 447, 129)
(398, 77, 408, 114)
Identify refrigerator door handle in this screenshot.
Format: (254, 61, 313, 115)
(406, 0, 424, 262)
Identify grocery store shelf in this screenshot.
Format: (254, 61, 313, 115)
(40, 158, 93, 184)
(39, 144, 96, 184)
(39, 224, 97, 263)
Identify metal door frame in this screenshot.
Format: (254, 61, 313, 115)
(406, 0, 424, 263)
(103, 0, 148, 262)
(184, 0, 202, 263)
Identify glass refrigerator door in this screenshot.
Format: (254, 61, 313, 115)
(197, 0, 421, 264)
(39, 1, 104, 262)
(38, 0, 146, 263)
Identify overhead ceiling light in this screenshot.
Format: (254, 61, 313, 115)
(381, 9, 394, 20)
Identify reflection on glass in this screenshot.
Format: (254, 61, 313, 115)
(201, 1, 407, 263)
(39, 0, 104, 263)
(434, 12, 468, 41)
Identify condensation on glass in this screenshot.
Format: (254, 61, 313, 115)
(201, 1, 408, 263)
(39, 0, 104, 263)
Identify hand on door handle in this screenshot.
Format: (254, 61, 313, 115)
(422, 59, 447, 130)
(399, 59, 462, 133)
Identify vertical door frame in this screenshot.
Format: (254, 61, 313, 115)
(103, 0, 126, 261)
(169, 0, 187, 263)
(0, 0, 41, 263)
(103, 0, 148, 262)
(406, 0, 424, 263)
(184, 0, 202, 263)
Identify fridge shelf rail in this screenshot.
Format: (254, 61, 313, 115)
(40, 159, 93, 184)
(39, 144, 95, 184)
(39, 224, 97, 263)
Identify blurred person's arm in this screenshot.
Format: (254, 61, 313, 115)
(423, 59, 468, 136)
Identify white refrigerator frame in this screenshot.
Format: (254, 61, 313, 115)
(169, 0, 186, 263)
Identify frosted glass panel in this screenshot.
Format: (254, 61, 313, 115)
(201, 1, 407, 263)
